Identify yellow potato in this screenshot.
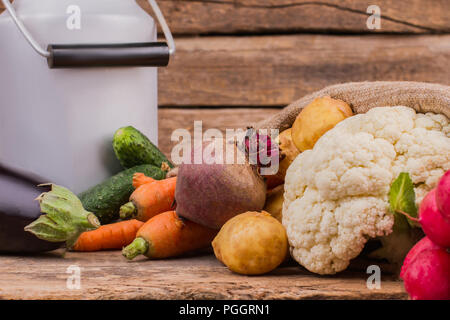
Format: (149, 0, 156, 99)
(263, 185, 284, 222)
(292, 96, 353, 151)
(278, 128, 300, 179)
(212, 211, 288, 275)
(266, 128, 300, 189)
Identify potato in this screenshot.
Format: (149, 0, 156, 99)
(278, 129, 300, 173)
(291, 96, 353, 151)
(263, 185, 284, 222)
(212, 211, 288, 275)
(266, 128, 300, 189)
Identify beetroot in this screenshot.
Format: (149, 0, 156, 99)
(400, 237, 450, 300)
(243, 129, 279, 169)
(175, 139, 267, 229)
(418, 189, 450, 248)
(436, 170, 450, 222)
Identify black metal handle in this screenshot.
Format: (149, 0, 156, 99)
(47, 42, 170, 68)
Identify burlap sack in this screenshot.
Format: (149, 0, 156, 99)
(256, 81, 450, 132)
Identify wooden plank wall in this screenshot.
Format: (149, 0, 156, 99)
(2, 1, 449, 157)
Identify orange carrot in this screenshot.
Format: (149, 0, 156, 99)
(132, 172, 155, 189)
(73, 219, 144, 252)
(120, 177, 177, 222)
(122, 211, 217, 260)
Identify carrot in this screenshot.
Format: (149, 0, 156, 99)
(122, 211, 217, 260)
(72, 219, 144, 252)
(132, 172, 155, 189)
(120, 177, 177, 222)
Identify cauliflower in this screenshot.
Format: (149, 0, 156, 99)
(283, 106, 450, 275)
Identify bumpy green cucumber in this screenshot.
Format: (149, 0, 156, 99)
(78, 164, 166, 224)
(113, 126, 174, 169)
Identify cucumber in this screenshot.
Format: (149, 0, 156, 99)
(78, 164, 166, 224)
(113, 126, 174, 169)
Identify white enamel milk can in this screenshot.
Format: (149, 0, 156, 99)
(0, 0, 175, 192)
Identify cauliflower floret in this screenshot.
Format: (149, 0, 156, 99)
(283, 106, 450, 275)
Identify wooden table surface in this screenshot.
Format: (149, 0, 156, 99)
(0, 251, 407, 300)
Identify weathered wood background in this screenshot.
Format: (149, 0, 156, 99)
(1, 0, 449, 157)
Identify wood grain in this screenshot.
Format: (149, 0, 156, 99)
(158, 34, 450, 107)
(3, 1, 448, 34)
(158, 108, 280, 158)
(141, 0, 450, 35)
(0, 251, 407, 300)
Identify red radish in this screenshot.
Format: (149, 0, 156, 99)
(436, 170, 450, 222)
(400, 237, 450, 300)
(417, 189, 450, 248)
